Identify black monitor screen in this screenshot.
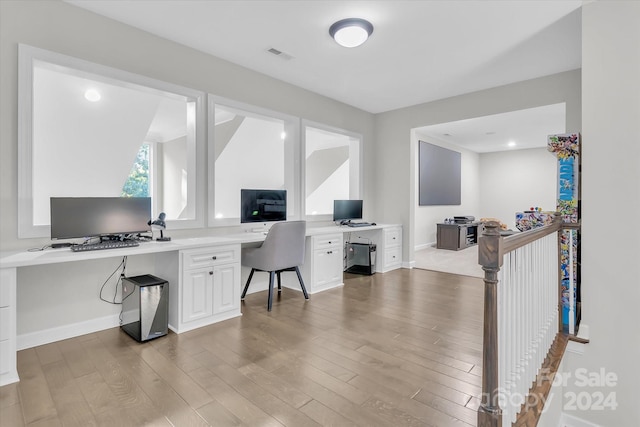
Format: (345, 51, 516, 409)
(333, 199, 363, 222)
(50, 197, 152, 240)
(240, 189, 287, 223)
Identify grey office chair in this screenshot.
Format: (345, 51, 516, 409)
(241, 220, 309, 311)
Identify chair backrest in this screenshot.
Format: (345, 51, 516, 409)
(259, 220, 306, 271)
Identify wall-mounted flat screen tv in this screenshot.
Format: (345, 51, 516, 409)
(50, 197, 151, 240)
(240, 189, 287, 223)
(419, 141, 461, 206)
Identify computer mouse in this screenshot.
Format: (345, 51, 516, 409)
(371, 222, 376, 226)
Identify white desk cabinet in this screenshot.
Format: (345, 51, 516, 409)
(303, 233, 343, 293)
(160, 244, 241, 334)
(381, 226, 403, 272)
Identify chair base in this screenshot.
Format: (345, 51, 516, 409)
(241, 266, 309, 311)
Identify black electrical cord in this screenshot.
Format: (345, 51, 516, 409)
(27, 245, 51, 252)
(99, 256, 127, 304)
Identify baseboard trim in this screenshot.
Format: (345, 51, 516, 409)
(559, 412, 604, 427)
(415, 242, 436, 252)
(17, 314, 121, 350)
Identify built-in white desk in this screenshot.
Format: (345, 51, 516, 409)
(0, 223, 402, 386)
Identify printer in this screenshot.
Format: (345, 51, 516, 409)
(453, 216, 475, 224)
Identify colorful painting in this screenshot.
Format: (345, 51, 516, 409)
(548, 133, 581, 333)
(515, 211, 555, 232)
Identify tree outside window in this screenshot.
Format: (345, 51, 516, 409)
(122, 144, 150, 197)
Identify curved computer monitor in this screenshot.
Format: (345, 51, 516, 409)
(50, 197, 151, 240)
(333, 199, 363, 223)
(240, 189, 287, 223)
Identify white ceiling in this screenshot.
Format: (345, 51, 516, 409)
(65, 0, 582, 152)
(415, 103, 567, 153)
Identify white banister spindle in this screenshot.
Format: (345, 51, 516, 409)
(493, 231, 559, 427)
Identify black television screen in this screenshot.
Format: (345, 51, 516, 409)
(418, 141, 461, 206)
(240, 189, 287, 223)
(50, 197, 151, 240)
(333, 199, 363, 222)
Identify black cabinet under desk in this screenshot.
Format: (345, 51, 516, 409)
(436, 222, 483, 251)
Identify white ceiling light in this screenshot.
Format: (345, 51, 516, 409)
(508, 141, 517, 147)
(84, 89, 101, 102)
(329, 18, 373, 48)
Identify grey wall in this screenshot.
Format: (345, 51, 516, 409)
(373, 70, 581, 266)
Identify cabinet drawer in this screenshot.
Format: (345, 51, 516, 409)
(182, 245, 240, 270)
(313, 234, 342, 250)
(384, 228, 402, 247)
(384, 246, 402, 268)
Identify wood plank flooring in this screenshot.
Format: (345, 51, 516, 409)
(1, 268, 484, 427)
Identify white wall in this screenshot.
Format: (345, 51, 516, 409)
(33, 65, 160, 224)
(560, 2, 640, 425)
(161, 136, 187, 218)
(215, 117, 285, 220)
(478, 147, 557, 230)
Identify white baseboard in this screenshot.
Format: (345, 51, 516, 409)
(415, 242, 436, 252)
(17, 314, 121, 350)
(567, 323, 590, 355)
(559, 412, 604, 427)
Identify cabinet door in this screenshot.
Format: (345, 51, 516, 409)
(182, 267, 214, 323)
(437, 224, 461, 250)
(313, 248, 343, 289)
(213, 263, 240, 315)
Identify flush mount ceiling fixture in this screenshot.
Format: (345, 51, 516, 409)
(329, 18, 373, 48)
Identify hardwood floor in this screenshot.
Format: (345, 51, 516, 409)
(1, 268, 484, 427)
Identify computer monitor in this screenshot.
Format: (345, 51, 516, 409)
(50, 197, 152, 240)
(333, 199, 363, 223)
(240, 189, 287, 223)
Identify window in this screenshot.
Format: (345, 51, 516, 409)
(209, 98, 300, 226)
(122, 143, 150, 198)
(303, 122, 362, 219)
(18, 45, 205, 238)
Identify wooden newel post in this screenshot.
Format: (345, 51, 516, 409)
(478, 221, 503, 427)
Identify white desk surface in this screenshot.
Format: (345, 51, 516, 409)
(0, 223, 398, 269)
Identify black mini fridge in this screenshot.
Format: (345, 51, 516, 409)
(345, 242, 377, 275)
(121, 274, 169, 342)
